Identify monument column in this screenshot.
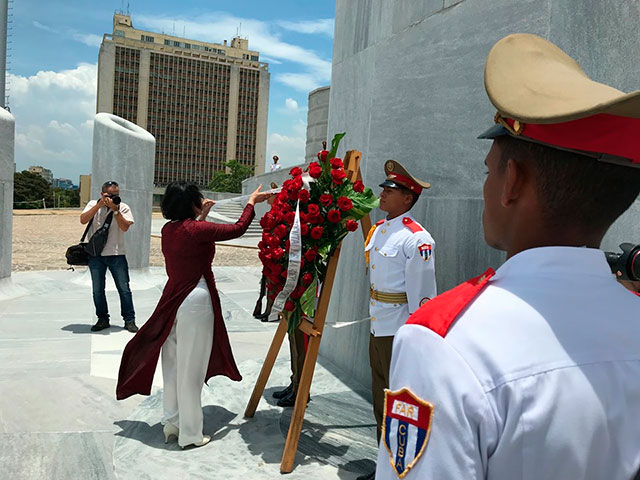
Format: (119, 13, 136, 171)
(91, 113, 155, 270)
(0, 107, 14, 283)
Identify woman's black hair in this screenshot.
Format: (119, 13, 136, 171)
(161, 181, 204, 221)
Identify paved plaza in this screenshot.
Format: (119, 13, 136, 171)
(0, 265, 377, 479)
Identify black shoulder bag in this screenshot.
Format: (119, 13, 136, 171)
(84, 210, 115, 257)
(65, 219, 94, 267)
(65, 210, 115, 269)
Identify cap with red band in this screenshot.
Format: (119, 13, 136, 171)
(379, 160, 431, 194)
(479, 34, 640, 169)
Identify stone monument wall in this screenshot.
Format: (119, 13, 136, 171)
(91, 113, 155, 270)
(0, 107, 14, 281)
(320, 0, 640, 390)
(305, 86, 330, 163)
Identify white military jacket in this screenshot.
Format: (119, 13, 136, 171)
(365, 213, 437, 337)
(376, 247, 640, 479)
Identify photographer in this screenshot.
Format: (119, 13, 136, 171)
(80, 181, 137, 333)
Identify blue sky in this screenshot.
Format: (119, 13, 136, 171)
(9, 0, 335, 181)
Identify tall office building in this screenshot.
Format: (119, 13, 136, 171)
(97, 13, 270, 187)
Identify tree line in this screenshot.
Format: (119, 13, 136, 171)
(13, 171, 80, 209)
(13, 159, 253, 209)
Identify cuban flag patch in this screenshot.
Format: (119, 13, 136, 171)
(382, 388, 433, 478)
(418, 243, 432, 262)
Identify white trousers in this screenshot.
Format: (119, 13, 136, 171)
(161, 277, 214, 447)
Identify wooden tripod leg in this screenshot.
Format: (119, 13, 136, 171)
(280, 333, 322, 473)
(280, 246, 342, 472)
(244, 316, 288, 418)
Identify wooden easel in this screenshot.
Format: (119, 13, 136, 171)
(244, 150, 372, 473)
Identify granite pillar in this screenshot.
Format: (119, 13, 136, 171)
(320, 0, 640, 388)
(305, 86, 330, 163)
(91, 113, 155, 270)
(0, 107, 14, 282)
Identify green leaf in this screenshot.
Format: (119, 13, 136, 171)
(318, 242, 332, 259)
(345, 187, 379, 219)
(300, 279, 318, 318)
(329, 132, 346, 159)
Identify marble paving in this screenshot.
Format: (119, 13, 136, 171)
(0, 266, 377, 479)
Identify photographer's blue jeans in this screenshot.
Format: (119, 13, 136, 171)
(88, 255, 135, 324)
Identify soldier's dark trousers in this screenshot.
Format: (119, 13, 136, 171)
(369, 334, 394, 443)
(289, 327, 306, 393)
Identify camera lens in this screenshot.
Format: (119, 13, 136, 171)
(112, 195, 121, 205)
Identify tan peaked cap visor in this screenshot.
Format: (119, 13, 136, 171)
(484, 33, 640, 124)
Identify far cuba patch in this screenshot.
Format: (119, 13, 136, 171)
(418, 243, 432, 262)
(382, 388, 434, 479)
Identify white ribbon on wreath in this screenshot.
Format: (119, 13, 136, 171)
(272, 200, 302, 314)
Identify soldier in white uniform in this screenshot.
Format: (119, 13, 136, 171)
(376, 34, 640, 479)
(359, 160, 437, 480)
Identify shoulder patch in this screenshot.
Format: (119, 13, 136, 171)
(402, 217, 423, 234)
(382, 387, 433, 479)
(417, 243, 432, 262)
(407, 268, 495, 337)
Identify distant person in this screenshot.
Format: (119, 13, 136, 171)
(80, 180, 137, 333)
(116, 182, 272, 449)
(270, 155, 282, 172)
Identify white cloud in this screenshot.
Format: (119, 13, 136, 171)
(72, 33, 103, 47)
(8, 64, 97, 179)
(277, 19, 334, 37)
(259, 56, 283, 65)
(32, 21, 58, 34)
(32, 21, 102, 48)
(277, 73, 324, 93)
(285, 98, 298, 111)
(136, 13, 331, 91)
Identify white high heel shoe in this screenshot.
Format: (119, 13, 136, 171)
(181, 435, 211, 449)
(163, 423, 179, 444)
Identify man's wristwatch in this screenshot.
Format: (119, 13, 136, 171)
(114, 209, 120, 216)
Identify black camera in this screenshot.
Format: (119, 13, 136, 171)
(605, 243, 640, 281)
(107, 194, 121, 205)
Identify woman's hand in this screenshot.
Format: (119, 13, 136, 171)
(248, 185, 274, 205)
(200, 199, 215, 217)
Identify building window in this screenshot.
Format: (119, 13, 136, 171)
(251, 55, 259, 61)
(164, 39, 171, 45)
(141, 35, 154, 43)
(115, 30, 125, 37)
(192, 44, 200, 50)
(184, 43, 191, 49)
(173, 41, 181, 47)
(218, 49, 225, 55)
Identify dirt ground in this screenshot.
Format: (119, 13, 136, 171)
(11, 209, 261, 272)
